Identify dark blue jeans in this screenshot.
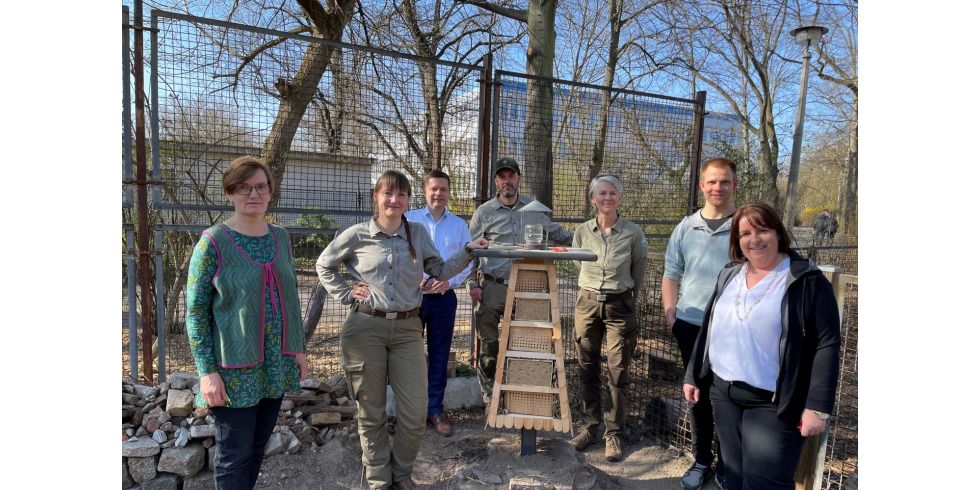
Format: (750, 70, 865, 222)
(210, 397, 281, 490)
(420, 290, 457, 417)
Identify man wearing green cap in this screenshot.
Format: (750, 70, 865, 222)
(467, 157, 573, 383)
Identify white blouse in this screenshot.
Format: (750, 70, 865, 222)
(708, 256, 791, 392)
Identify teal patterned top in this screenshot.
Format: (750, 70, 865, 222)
(185, 226, 301, 408)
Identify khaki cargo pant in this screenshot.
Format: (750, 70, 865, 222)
(473, 279, 508, 380)
(341, 311, 427, 489)
(573, 290, 639, 439)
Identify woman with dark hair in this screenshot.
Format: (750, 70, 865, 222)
(185, 156, 308, 489)
(315, 170, 487, 490)
(683, 203, 841, 490)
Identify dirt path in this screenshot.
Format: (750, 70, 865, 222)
(254, 407, 720, 490)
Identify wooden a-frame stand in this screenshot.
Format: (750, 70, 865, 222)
(486, 258, 572, 444)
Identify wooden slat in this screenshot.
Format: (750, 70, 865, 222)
(542, 418, 553, 431)
(513, 263, 550, 271)
(499, 383, 559, 394)
(508, 320, 555, 329)
(524, 417, 534, 430)
(513, 291, 553, 300)
(504, 350, 556, 360)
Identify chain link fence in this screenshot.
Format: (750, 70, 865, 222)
(123, 9, 856, 489)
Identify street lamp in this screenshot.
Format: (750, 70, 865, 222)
(783, 24, 828, 228)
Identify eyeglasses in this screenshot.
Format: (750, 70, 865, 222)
(232, 183, 271, 195)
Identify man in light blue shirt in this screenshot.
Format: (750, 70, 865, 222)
(405, 169, 472, 437)
(663, 157, 738, 490)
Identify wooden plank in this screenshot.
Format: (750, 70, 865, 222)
(514, 263, 550, 271)
(503, 413, 554, 420)
(513, 291, 553, 300)
(508, 320, 555, 329)
(503, 415, 514, 429)
(542, 418, 553, 432)
(553, 418, 562, 432)
(299, 404, 358, 418)
(524, 417, 534, 430)
(504, 350, 557, 360)
(499, 383, 560, 394)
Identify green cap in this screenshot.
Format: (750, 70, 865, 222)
(494, 157, 520, 175)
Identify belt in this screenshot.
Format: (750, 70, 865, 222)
(713, 376, 775, 399)
(483, 274, 508, 286)
(353, 304, 419, 320)
(580, 289, 631, 302)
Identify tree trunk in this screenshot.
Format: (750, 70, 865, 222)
(523, 0, 557, 207)
(583, 0, 622, 216)
(262, 0, 355, 207)
(842, 98, 858, 234)
(420, 61, 443, 170)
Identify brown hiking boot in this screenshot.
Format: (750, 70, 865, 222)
(570, 430, 596, 451)
(605, 435, 624, 462)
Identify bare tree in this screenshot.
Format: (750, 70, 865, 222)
(813, 0, 857, 234)
(460, 0, 558, 206)
(657, 0, 796, 206)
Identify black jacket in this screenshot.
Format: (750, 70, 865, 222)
(684, 251, 841, 425)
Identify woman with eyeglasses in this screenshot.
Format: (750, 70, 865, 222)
(315, 170, 487, 490)
(184, 156, 308, 489)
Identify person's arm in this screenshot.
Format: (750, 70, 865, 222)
(315, 226, 359, 305)
(662, 222, 685, 327)
(184, 234, 228, 407)
(281, 227, 308, 379)
(800, 274, 842, 436)
(545, 215, 573, 245)
(630, 228, 649, 300)
(466, 207, 485, 302)
(570, 224, 584, 274)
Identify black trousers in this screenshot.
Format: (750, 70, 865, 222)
(710, 376, 805, 490)
(210, 397, 282, 490)
(672, 318, 721, 467)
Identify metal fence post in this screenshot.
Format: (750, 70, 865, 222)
(793, 264, 843, 490)
(687, 91, 707, 215)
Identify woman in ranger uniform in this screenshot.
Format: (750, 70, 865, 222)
(315, 170, 487, 490)
(569, 174, 648, 463)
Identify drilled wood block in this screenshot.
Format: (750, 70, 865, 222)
(506, 358, 554, 387)
(515, 270, 549, 292)
(507, 326, 553, 353)
(514, 298, 550, 321)
(505, 391, 554, 417)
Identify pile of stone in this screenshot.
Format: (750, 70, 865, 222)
(122, 372, 355, 489)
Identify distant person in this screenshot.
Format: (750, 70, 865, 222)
(184, 156, 308, 489)
(405, 169, 473, 437)
(467, 157, 572, 384)
(663, 157, 737, 489)
(569, 174, 648, 462)
(316, 170, 487, 490)
(683, 203, 841, 490)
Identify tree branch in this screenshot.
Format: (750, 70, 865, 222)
(458, 0, 527, 22)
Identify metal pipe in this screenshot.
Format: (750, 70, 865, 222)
(476, 53, 493, 203)
(155, 230, 166, 382)
(127, 228, 139, 380)
(784, 45, 813, 226)
(687, 91, 707, 215)
(122, 6, 133, 209)
(134, 0, 154, 383)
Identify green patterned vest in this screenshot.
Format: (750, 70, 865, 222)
(203, 224, 304, 367)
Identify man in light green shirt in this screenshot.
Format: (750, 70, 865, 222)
(467, 157, 573, 380)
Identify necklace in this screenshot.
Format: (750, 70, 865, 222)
(733, 267, 780, 323)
